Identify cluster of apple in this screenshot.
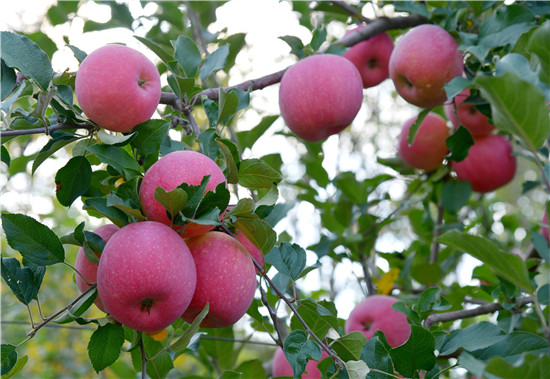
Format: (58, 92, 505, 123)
(74, 46, 263, 332)
(279, 23, 517, 193)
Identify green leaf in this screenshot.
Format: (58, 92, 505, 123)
(134, 36, 173, 69)
(330, 331, 367, 362)
(131, 334, 174, 379)
(131, 120, 170, 159)
(32, 132, 78, 174)
(437, 230, 536, 294)
(1, 145, 10, 166)
(1, 354, 28, 379)
(390, 325, 436, 378)
(361, 336, 394, 379)
(0, 31, 53, 90)
(154, 187, 188, 222)
(1, 344, 17, 376)
(169, 303, 209, 352)
(55, 156, 92, 207)
(310, 27, 327, 51)
(173, 36, 201, 77)
(236, 115, 278, 151)
(446, 126, 474, 162)
(235, 218, 276, 255)
(83, 197, 129, 227)
(201, 326, 235, 371)
(238, 158, 282, 189)
(346, 360, 371, 379)
(474, 72, 550, 150)
(218, 87, 239, 124)
(1, 213, 64, 266)
(220, 359, 266, 379)
(54, 288, 98, 324)
(475, 331, 549, 362)
(279, 35, 305, 59)
(217, 139, 239, 184)
(444, 76, 471, 101)
(441, 180, 472, 213)
(87, 323, 125, 373)
(528, 21, 550, 85)
(1, 257, 44, 305)
(1, 59, 17, 101)
(407, 108, 431, 146)
(86, 144, 141, 178)
(439, 321, 505, 356)
(484, 353, 550, 379)
(283, 330, 322, 378)
(200, 44, 230, 82)
(96, 129, 136, 146)
(290, 298, 341, 339)
(198, 128, 221, 160)
(265, 242, 306, 280)
(67, 44, 87, 63)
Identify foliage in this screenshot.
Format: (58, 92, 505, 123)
(1, 1, 550, 378)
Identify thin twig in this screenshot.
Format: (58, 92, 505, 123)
(430, 201, 444, 264)
(140, 338, 146, 379)
(331, 1, 373, 23)
(0, 122, 94, 137)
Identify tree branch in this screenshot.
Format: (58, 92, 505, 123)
(331, 1, 373, 23)
(424, 296, 534, 329)
(0, 122, 94, 137)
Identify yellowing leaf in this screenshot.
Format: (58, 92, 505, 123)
(376, 268, 400, 295)
(146, 328, 168, 341)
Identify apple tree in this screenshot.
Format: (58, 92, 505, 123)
(1, 1, 550, 378)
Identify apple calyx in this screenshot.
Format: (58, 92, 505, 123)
(141, 298, 154, 314)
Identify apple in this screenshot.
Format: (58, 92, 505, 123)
(452, 134, 517, 193)
(97, 221, 196, 332)
(272, 347, 329, 378)
(343, 26, 394, 88)
(345, 295, 411, 348)
(181, 231, 256, 328)
(139, 150, 227, 238)
(444, 89, 496, 137)
(74, 224, 119, 312)
(389, 24, 464, 108)
(543, 209, 549, 243)
(397, 113, 450, 171)
(278, 54, 363, 142)
(75, 44, 161, 133)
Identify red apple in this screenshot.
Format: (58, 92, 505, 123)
(345, 295, 411, 348)
(139, 150, 227, 238)
(452, 134, 517, 193)
(75, 44, 161, 132)
(279, 54, 363, 142)
(97, 221, 196, 332)
(74, 223, 119, 313)
(272, 347, 329, 378)
(389, 24, 464, 108)
(397, 113, 450, 171)
(181, 231, 256, 328)
(343, 26, 394, 88)
(444, 89, 496, 137)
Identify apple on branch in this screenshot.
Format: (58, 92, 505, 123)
(75, 44, 161, 133)
(97, 221, 196, 332)
(271, 347, 329, 378)
(389, 24, 463, 108)
(279, 54, 363, 142)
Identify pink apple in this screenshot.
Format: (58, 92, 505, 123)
(345, 295, 411, 348)
(452, 134, 517, 193)
(389, 24, 464, 108)
(279, 54, 363, 142)
(397, 113, 450, 171)
(97, 221, 196, 332)
(272, 347, 329, 378)
(543, 209, 549, 243)
(444, 89, 496, 137)
(75, 44, 161, 132)
(181, 231, 256, 328)
(139, 150, 227, 238)
(74, 224, 119, 312)
(343, 26, 394, 88)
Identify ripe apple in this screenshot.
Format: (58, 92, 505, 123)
(452, 134, 517, 193)
(139, 150, 227, 238)
(444, 89, 496, 137)
(97, 221, 196, 332)
(75, 44, 161, 132)
(345, 295, 411, 348)
(542, 209, 549, 243)
(397, 113, 450, 171)
(181, 231, 256, 328)
(74, 224, 119, 312)
(343, 26, 394, 88)
(272, 347, 329, 378)
(278, 54, 363, 142)
(389, 24, 464, 108)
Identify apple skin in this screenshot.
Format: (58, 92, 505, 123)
(272, 347, 329, 378)
(279, 54, 363, 142)
(343, 26, 394, 88)
(75, 44, 161, 133)
(389, 24, 464, 108)
(452, 134, 517, 193)
(543, 209, 549, 243)
(397, 113, 450, 171)
(181, 231, 256, 328)
(345, 295, 411, 348)
(74, 224, 120, 313)
(97, 221, 196, 332)
(139, 150, 227, 238)
(444, 89, 496, 138)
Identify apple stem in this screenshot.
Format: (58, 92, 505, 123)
(140, 337, 147, 379)
(140, 298, 154, 314)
